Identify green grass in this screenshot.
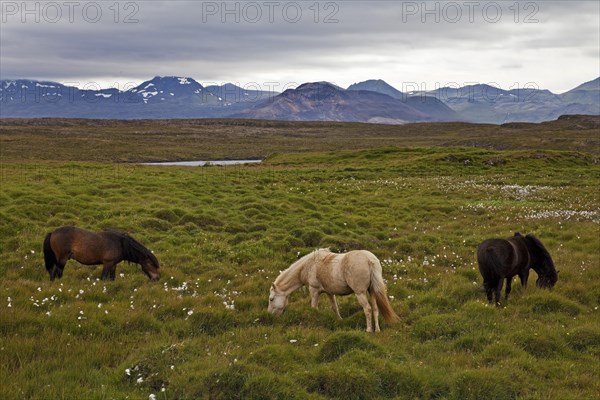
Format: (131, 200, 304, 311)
(0, 118, 599, 399)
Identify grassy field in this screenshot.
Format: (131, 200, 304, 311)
(0, 117, 599, 399)
(1, 115, 599, 162)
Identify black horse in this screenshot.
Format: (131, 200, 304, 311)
(43, 226, 160, 281)
(477, 232, 558, 306)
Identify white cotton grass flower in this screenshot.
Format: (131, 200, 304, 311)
(149, 394, 156, 400)
(125, 368, 131, 376)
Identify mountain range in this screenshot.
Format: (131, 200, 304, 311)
(1, 76, 598, 124)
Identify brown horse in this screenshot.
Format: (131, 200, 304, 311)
(268, 249, 400, 332)
(477, 232, 557, 306)
(43, 226, 160, 281)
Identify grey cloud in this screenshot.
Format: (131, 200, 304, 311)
(0, 1, 597, 92)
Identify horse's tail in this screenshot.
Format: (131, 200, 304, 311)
(481, 246, 504, 290)
(369, 260, 400, 324)
(43, 232, 56, 273)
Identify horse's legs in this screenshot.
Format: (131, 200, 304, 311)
(483, 281, 494, 304)
(101, 262, 117, 280)
(50, 265, 58, 281)
(55, 263, 64, 279)
(51, 256, 68, 281)
(355, 292, 373, 333)
(309, 286, 320, 309)
(505, 277, 513, 301)
(494, 279, 504, 307)
(101, 264, 110, 280)
(369, 294, 380, 332)
(109, 263, 117, 280)
(50, 264, 64, 281)
(327, 294, 342, 320)
(486, 289, 493, 304)
(519, 271, 529, 288)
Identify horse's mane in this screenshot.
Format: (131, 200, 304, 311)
(105, 229, 159, 267)
(525, 234, 556, 274)
(274, 248, 331, 286)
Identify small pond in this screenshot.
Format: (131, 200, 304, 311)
(141, 159, 262, 167)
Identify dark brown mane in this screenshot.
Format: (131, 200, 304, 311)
(525, 233, 557, 280)
(107, 229, 158, 267)
(104, 229, 159, 268)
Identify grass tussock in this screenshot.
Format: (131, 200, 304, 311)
(318, 332, 381, 362)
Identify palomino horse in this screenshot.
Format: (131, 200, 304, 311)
(268, 249, 400, 332)
(477, 232, 558, 306)
(43, 226, 160, 281)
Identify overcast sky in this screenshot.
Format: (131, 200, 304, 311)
(1, 1, 598, 93)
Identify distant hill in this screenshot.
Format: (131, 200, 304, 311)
(232, 82, 458, 123)
(126, 76, 210, 105)
(347, 78, 600, 124)
(204, 83, 278, 104)
(431, 84, 566, 124)
(1, 76, 598, 123)
(559, 77, 600, 108)
(347, 79, 404, 99)
(347, 79, 457, 121)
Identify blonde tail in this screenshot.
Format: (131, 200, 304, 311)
(370, 262, 400, 324)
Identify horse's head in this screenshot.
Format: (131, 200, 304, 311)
(118, 232, 160, 281)
(141, 254, 160, 281)
(536, 264, 558, 289)
(536, 272, 557, 289)
(268, 283, 288, 316)
(526, 234, 558, 289)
